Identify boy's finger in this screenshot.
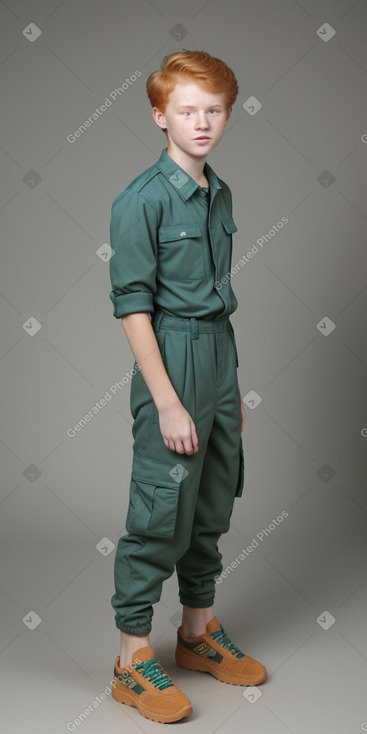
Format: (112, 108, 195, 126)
(180, 437, 192, 454)
(175, 440, 186, 454)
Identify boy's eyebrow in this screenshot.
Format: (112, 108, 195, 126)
(177, 104, 224, 110)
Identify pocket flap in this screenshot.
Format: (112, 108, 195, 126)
(131, 453, 186, 488)
(127, 453, 186, 538)
(158, 223, 201, 243)
(222, 218, 238, 235)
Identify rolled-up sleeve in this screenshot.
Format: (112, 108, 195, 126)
(109, 189, 158, 318)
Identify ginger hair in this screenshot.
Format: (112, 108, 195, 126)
(146, 50, 238, 116)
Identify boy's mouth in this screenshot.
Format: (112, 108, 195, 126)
(194, 136, 210, 140)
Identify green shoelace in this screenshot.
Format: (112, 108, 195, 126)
(135, 657, 174, 690)
(209, 625, 245, 658)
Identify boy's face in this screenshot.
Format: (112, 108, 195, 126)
(152, 82, 231, 162)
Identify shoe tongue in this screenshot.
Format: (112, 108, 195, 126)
(206, 616, 221, 634)
(132, 645, 156, 664)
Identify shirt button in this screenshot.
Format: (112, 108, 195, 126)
(180, 231, 186, 237)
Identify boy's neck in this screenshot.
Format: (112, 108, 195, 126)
(165, 145, 208, 187)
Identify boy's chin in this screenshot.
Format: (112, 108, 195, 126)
(189, 141, 216, 155)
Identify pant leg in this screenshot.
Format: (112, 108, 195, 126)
(111, 324, 217, 635)
(111, 318, 244, 633)
(176, 325, 244, 606)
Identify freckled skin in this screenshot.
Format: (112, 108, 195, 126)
(152, 83, 231, 183)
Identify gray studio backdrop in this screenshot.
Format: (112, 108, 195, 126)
(1, 1, 367, 734)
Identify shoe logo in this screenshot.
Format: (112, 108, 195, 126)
(178, 631, 223, 663)
(193, 641, 223, 663)
(194, 642, 210, 656)
(117, 672, 136, 688)
(114, 669, 144, 695)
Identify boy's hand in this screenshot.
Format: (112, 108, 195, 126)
(158, 402, 199, 455)
(240, 400, 246, 432)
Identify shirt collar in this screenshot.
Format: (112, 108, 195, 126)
(156, 148, 222, 201)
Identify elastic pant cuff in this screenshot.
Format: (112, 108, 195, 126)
(115, 618, 151, 636)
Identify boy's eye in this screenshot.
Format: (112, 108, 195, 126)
(182, 110, 219, 116)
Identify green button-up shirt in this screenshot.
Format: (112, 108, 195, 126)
(109, 148, 239, 320)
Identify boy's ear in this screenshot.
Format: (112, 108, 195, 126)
(152, 106, 167, 131)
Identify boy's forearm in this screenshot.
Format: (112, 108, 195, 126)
(121, 312, 180, 411)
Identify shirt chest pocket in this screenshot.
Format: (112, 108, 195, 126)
(222, 218, 238, 235)
(220, 217, 238, 271)
(157, 223, 204, 281)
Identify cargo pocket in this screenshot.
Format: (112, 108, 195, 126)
(235, 438, 245, 498)
(125, 454, 186, 538)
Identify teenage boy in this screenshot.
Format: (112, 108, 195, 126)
(108, 50, 267, 724)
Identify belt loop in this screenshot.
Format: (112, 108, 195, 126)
(190, 317, 199, 340)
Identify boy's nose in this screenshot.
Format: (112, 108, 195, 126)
(195, 115, 209, 129)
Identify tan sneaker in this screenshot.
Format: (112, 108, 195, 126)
(175, 616, 268, 686)
(112, 645, 193, 723)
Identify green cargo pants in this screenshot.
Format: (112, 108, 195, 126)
(111, 309, 245, 635)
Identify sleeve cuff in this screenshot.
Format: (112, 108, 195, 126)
(109, 290, 154, 318)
